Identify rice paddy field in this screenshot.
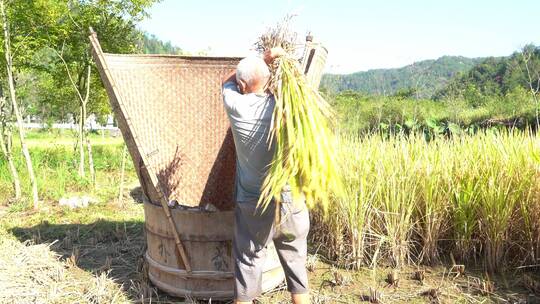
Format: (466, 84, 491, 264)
(315, 132, 540, 272)
(0, 130, 539, 303)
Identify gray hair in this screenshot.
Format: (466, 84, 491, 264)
(236, 56, 270, 85)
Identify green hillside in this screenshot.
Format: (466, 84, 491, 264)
(434, 44, 540, 100)
(321, 56, 483, 98)
(139, 33, 183, 55)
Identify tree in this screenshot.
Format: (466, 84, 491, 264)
(0, 0, 40, 208)
(46, 0, 158, 180)
(0, 0, 159, 205)
(0, 91, 20, 200)
(435, 45, 540, 102)
(140, 32, 183, 54)
(518, 45, 540, 126)
(393, 87, 418, 100)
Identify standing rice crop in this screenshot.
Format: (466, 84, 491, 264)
(369, 137, 418, 268)
(518, 139, 540, 263)
(451, 159, 481, 262)
(311, 131, 540, 272)
(414, 138, 450, 265)
(473, 132, 538, 271)
(329, 136, 375, 268)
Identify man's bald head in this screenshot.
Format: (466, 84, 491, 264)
(235, 56, 270, 94)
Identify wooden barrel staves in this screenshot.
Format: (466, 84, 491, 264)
(144, 204, 284, 298)
(89, 29, 327, 299)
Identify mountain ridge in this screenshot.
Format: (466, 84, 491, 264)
(321, 55, 484, 98)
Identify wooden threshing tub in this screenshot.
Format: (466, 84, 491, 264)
(89, 30, 327, 299)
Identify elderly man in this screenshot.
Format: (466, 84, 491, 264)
(221, 48, 310, 304)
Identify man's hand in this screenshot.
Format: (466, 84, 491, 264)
(264, 47, 287, 64)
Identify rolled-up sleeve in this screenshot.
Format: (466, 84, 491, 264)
(223, 81, 241, 113)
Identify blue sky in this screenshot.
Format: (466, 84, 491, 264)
(139, 0, 540, 74)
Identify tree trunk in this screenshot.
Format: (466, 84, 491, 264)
(53, 52, 94, 183)
(1, 0, 39, 208)
(86, 137, 95, 186)
(0, 121, 21, 200)
(522, 50, 540, 127)
(51, 50, 91, 179)
(81, 64, 93, 181)
(78, 106, 85, 177)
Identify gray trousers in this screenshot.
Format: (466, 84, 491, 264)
(233, 192, 310, 302)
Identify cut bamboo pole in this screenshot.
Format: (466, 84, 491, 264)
(118, 144, 127, 204)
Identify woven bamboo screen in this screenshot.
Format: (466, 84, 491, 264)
(91, 37, 241, 210)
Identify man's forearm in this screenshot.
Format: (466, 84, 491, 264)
(222, 70, 236, 85)
(264, 47, 286, 65)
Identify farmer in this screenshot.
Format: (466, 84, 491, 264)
(222, 48, 310, 304)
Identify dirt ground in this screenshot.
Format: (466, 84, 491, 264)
(0, 186, 539, 304)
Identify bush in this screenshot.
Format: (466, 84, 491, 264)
(332, 92, 539, 136)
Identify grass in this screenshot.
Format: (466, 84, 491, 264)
(0, 131, 146, 303)
(0, 130, 134, 206)
(1, 130, 539, 302)
(0, 197, 147, 303)
(2, 200, 534, 303)
(332, 89, 538, 136)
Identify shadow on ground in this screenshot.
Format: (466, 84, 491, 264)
(9, 217, 540, 304)
(10, 189, 148, 282)
(7, 216, 195, 303)
(6, 188, 232, 303)
(5, 187, 540, 304)
(10, 219, 147, 288)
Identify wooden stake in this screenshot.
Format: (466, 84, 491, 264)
(118, 144, 127, 204)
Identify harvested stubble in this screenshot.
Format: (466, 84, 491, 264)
(311, 131, 540, 272)
(0, 238, 127, 303)
(256, 18, 344, 212)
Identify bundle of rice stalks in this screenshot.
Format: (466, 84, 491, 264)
(256, 17, 344, 213)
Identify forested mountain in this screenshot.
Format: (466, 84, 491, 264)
(139, 33, 183, 55)
(321, 56, 483, 98)
(434, 45, 540, 100)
